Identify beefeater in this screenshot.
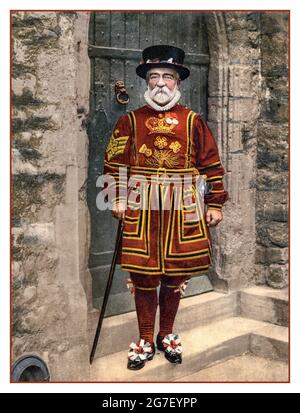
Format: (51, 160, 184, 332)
(103, 45, 228, 370)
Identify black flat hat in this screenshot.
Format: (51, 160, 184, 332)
(136, 45, 190, 81)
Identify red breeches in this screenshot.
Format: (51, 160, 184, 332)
(130, 273, 188, 343)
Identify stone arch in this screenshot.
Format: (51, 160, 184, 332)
(204, 12, 258, 292)
(205, 12, 231, 291)
(81, 11, 256, 298)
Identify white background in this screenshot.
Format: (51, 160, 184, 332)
(1, 0, 298, 394)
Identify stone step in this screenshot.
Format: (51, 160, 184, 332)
(90, 316, 288, 382)
(87, 290, 237, 359)
(238, 286, 288, 326)
(176, 354, 288, 382)
(250, 324, 288, 361)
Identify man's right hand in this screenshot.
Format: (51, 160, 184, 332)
(112, 202, 126, 220)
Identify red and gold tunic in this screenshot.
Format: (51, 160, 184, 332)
(103, 104, 228, 276)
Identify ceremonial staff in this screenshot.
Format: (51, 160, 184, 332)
(90, 219, 123, 364)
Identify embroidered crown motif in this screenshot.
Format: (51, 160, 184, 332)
(145, 113, 179, 134)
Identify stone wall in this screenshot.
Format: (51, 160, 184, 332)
(206, 12, 260, 291)
(206, 12, 288, 291)
(254, 12, 289, 288)
(12, 11, 91, 381)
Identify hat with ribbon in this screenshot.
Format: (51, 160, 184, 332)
(136, 45, 190, 81)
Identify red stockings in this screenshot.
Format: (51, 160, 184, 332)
(130, 273, 188, 343)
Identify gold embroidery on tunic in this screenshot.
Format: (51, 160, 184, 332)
(145, 149, 179, 168)
(169, 141, 181, 153)
(106, 129, 129, 161)
(145, 113, 179, 135)
(154, 136, 168, 149)
(139, 144, 152, 157)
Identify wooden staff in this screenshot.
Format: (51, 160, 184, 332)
(89, 220, 123, 365)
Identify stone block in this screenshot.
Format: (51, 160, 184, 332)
(224, 11, 259, 34)
(12, 74, 37, 96)
(261, 33, 288, 68)
(228, 44, 260, 64)
(13, 147, 41, 164)
(24, 223, 55, 244)
(12, 91, 43, 111)
(12, 115, 53, 133)
(257, 135, 288, 171)
(267, 223, 288, 248)
(261, 96, 288, 124)
(267, 248, 288, 265)
(267, 264, 288, 289)
(228, 97, 259, 123)
(227, 28, 252, 47)
(12, 261, 23, 281)
(253, 264, 267, 285)
(179, 354, 288, 382)
(207, 97, 223, 123)
(12, 173, 65, 222)
(208, 67, 223, 97)
(256, 247, 288, 265)
(264, 77, 288, 100)
(257, 221, 288, 248)
(256, 203, 288, 223)
(260, 12, 288, 35)
(256, 191, 288, 214)
(258, 122, 288, 142)
(250, 325, 288, 361)
(206, 121, 223, 149)
(255, 170, 288, 193)
(239, 286, 288, 326)
(48, 344, 90, 381)
(225, 12, 258, 32)
(37, 52, 77, 103)
(229, 64, 260, 97)
(22, 286, 37, 305)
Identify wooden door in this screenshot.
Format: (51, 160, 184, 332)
(88, 11, 213, 316)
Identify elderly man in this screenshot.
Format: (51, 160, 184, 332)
(103, 45, 228, 370)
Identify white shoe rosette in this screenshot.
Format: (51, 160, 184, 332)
(162, 334, 183, 355)
(174, 279, 190, 297)
(126, 278, 135, 296)
(128, 339, 153, 362)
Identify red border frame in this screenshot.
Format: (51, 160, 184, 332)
(9, 9, 291, 385)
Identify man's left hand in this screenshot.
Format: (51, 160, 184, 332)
(206, 209, 223, 227)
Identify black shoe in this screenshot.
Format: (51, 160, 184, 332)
(127, 358, 146, 370)
(156, 334, 165, 351)
(156, 333, 182, 364)
(127, 339, 155, 370)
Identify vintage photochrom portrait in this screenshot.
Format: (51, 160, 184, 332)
(11, 10, 289, 383)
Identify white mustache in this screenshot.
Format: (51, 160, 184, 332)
(150, 85, 173, 99)
(144, 87, 181, 110)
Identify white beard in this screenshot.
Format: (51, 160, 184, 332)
(144, 85, 181, 111)
(150, 85, 175, 105)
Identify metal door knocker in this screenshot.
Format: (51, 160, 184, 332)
(115, 80, 130, 105)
